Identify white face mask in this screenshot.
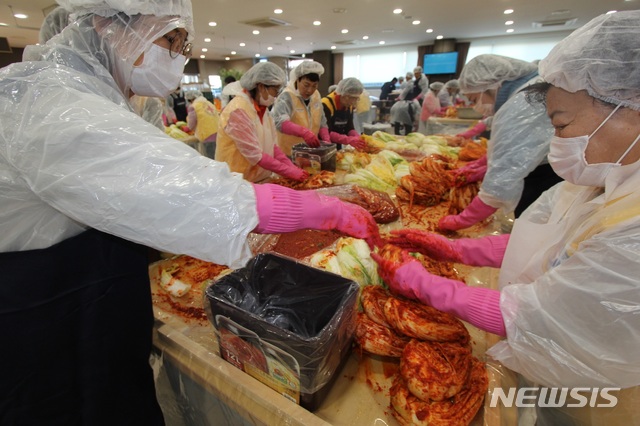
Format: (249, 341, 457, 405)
(259, 89, 276, 107)
(131, 43, 186, 98)
(548, 104, 640, 187)
(472, 92, 494, 116)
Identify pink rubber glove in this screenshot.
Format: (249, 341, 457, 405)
(387, 229, 508, 268)
(371, 247, 505, 336)
(280, 120, 319, 147)
(348, 129, 360, 138)
(438, 196, 497, 231)
(252, 183, 382, 249)
(257, 152, 308, 181)
(318, 127, 331, 143)
(450, 157, 488, 186)
(456, 121, 487, 139)
(330, 132, 365, 150)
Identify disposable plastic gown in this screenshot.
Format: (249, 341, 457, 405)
(1, 17, 258, 269)
(477, 76, 553, 212)
(489, 162, 640, 389)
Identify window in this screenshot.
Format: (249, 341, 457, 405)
(343, 47, 418, 85)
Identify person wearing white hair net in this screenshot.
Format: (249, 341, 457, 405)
(0, 0, 381, 422)
(438, 54, 562, 231)
(215, 61, 308, 182)
(418, 81, 444, 133)
(271, 61, 331, 156)
(321, 77, 367, 150)
(399, 65, 429, 101)
(374, 11, 640, 426)
(186, 90, 219, 158)
(438, 79, 461, 108)
(390, 75, 423, 135)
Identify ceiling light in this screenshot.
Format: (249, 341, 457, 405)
(504, 9, 514, 14)
(204, 37, 211, 42)
(313, 21, 321, 26)
(379, 41, 386, 45)
(202, 48, 208, 52)
(606, 10, 617, 14)
(14, 13, 27, 19)
(341, 29, 349, 34)
(302, 54, 306, 58)
(267, 46, 273, 50)
(290, 49, 296, 54)
(362, 35, 369, 40)
(331, 45, 336, 50)
(253, 30, 260, 35)
(208, 21, 217, 27)
(506, 29, 514, 33)
(393, 9, 402, 14)
(505, 20, 514, 25)
(426, 28, 433, 33)
(255, 53, 260, 57)
(436, 35, 444, 39)
(285, 36, 292, 41)
(412, 20, 420, 25)
(274, 8, 283, 14)
(333, 8, 346, 13)
(225, 57, 230, 60)
(239, 42, 246, 46)
(200, 55, 205, 59)
(0, 23, 8, 27)
(231, 51, 237, 55)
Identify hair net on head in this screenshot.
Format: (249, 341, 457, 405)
(336, 77, 363, 96)
(292, 61, 324, 80)
(539, 10, 640, 111)
(39, 6, 71, 44)
(459, 54, 537, 94)
(185, 90, 202, 101)
(240, 62, 286, 90)
(445, 79, 460, 89)
(328, 84, 337, 94)
(429, 81, 444, 91)
(413, 66, 423, 74)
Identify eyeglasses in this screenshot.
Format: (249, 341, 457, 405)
(163, 32, 192, 59)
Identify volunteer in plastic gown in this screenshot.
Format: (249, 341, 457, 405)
(216, 62, 308, 182)
(437, 79, 460, 108)
(375, 11, 640, 425)
(186, 90, 219, 158)
(418, 81, 444, 134)
(321, 77, 367, 150)
(400, 66, 429, 102)
(438, 54, 562, 230)
(0, 0, 381, 423)
(272, 61, 330, 156)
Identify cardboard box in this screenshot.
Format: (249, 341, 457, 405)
(205, 253, 359, 410)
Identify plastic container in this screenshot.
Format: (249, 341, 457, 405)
(205, 253, 359, 410)
(291, 142, 337, 173)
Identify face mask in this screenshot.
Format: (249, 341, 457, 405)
(130, 43, 186, 98)
(472, 92, 494, 116)
(259, 88, 276, 107)
(548, 104, 640, 187)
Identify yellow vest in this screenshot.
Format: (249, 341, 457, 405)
(215, 93, 276, 183)
(277, 87, 323, 156)
(192, 97, 219, 142)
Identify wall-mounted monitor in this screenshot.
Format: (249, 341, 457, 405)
(423, 51, 458, 75)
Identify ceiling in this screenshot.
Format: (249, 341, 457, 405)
(0, 0, 636, 61)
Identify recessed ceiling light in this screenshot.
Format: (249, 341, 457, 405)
(231, 51, 237, 55)
(302, 54, 306, 58)
(505, 20, 514, 25)
(202, 48, 208, 52)
(436, 35, 444, 39)
(239, 42, 246, 47)
(253, 30, 260, 35)
(14, 13, 27, 19)
(313, 20, 321, 26)
(225, 57, 230, 60)
(341, 29, 349, 34)
(331, 45, 337, 50)
(504, 9, 514, 14)
(267, 46, 273, 50)
(208, 21, 217, 27)
(379, 41, 386, 45)
(506, 28, 514, 33)
(255, 53, 260, 57)
(204, 37, 211, 42)
(393, 9, 402, 14)
(274, 8, 283, 14)
(200, 55, 205, 59)
(412, 20, 420, 25)
(426, 28, 433, 33)
(606, 10, 617, 14)
(285, 36, 292, 41)
(0, 23, 8, 27)
(290, 49, 296, 54)
(362, 35, 369, 40)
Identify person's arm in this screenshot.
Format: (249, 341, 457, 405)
(280, 120, 320, 147)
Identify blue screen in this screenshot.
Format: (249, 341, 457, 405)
(423, 52, 458, 75)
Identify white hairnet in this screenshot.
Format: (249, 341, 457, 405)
(239, 62, 286, 91)
(459, 54, 537, 94)
(184, 90, 202, 101)
(336, 77, 363, 96)
(292, 61, 324, 80)
(328, 84, 337, 94)
(444, 79, 460, 89)
(539, 10, 640, 111)
(413, 66, 423, 74)
(56, 0, 194, 37)
(429, 81, 444, 91)
(39, 6, 71, 44)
